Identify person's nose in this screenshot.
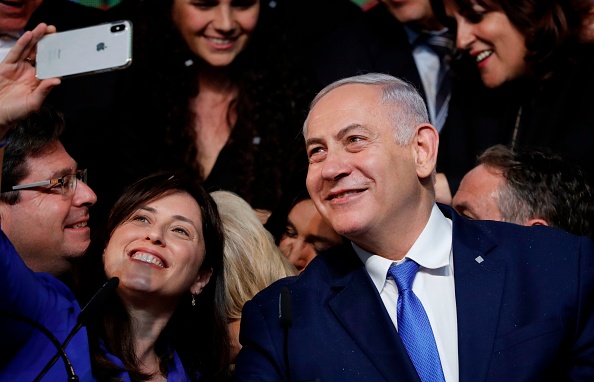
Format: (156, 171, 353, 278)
(213, 5, 236, 33)
(291, 239, 317, 272)
(280, 239, 303, 269)
(298, 243, 316, 262)
(455, 19, 476, 51)
(73, 180, 97, 207)
(320, 149, 352, 182)
(280, 238, 295, 258)
(286, 240, 305, 268)
(145, 226, 165, 245)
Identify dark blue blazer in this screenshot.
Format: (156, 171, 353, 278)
(234, 204, 594, 381)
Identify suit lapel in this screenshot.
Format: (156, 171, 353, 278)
(444, 206, 507, 382)
(323, 207, 508, 381)
(326, 245, 421, 381)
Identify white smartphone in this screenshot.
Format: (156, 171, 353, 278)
(36, 20, 133, 80)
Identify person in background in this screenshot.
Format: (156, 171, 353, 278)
(452, 144, 594, 239)
(233, 73, 594, 382)
(0, 24, 97, 280)
(1, 171, 230, 381)
(211, 190, 296, 369)
(441, 0, 594, 198)
(266, 186, 343, 273)
(97, 0, 316, 224)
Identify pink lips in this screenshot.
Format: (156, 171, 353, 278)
(326, 188, 365, 202)
(205, 36, 236, 50)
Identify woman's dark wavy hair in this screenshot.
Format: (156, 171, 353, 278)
(126, 0, 314, 211)
(450, 0, 592, 81)
(83, 170, 229, 381)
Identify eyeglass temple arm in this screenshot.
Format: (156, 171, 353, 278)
(12, 179, 58, 190)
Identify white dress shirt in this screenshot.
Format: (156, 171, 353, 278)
(406, 27, 450, 133)
(354, 204, 459, 382)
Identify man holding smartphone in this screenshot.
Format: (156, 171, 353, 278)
(1, 0, 127, 228)
(1, 23, 98, 282)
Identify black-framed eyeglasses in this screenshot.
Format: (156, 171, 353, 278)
(12, 169, 88, 197)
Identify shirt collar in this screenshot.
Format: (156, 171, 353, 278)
(0, 30, 23, 62)
(0, 30, 23, 41)
(354, 203, 453, 292)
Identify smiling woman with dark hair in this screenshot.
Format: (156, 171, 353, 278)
(442, 0, 594, 188)
(1, 170, 230, 381)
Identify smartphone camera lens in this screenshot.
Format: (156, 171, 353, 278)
(111, 24, 125, 33)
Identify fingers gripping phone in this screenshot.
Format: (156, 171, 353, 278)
(36, 20, 133, 80)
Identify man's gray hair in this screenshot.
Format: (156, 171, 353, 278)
(303, 73, 429, 145)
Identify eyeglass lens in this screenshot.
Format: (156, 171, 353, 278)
(63, 169, 87, 195)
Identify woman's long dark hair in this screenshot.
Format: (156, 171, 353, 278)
(81, 170, 229, 381)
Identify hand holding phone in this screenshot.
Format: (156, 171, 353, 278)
(36, 20, 133, 80)
(0, 23, 61, 134)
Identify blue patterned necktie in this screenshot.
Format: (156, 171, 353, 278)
(415, 32, 455, 133)
(388, 260, 446, 382)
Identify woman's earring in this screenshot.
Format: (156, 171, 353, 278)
(191, 294, 196, 307)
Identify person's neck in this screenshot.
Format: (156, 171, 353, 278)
(127, 305, 173, 376)
(197, 64, 235, 94)
(349, 200, 434, 261)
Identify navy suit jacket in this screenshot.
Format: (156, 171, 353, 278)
(234, 204, 594, 381)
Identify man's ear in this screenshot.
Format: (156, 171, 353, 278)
(190, 268, 213, 296)
(412, 123, 439, 179)
(525, 218, 549, 227)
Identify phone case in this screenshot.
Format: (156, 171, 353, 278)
(36, 20, 133, 80)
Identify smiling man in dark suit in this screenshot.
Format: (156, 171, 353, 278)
(233, 73, 594, 382)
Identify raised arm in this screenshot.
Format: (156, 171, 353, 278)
(0, 23, 61, 132)
(0, 23, 61, 186)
